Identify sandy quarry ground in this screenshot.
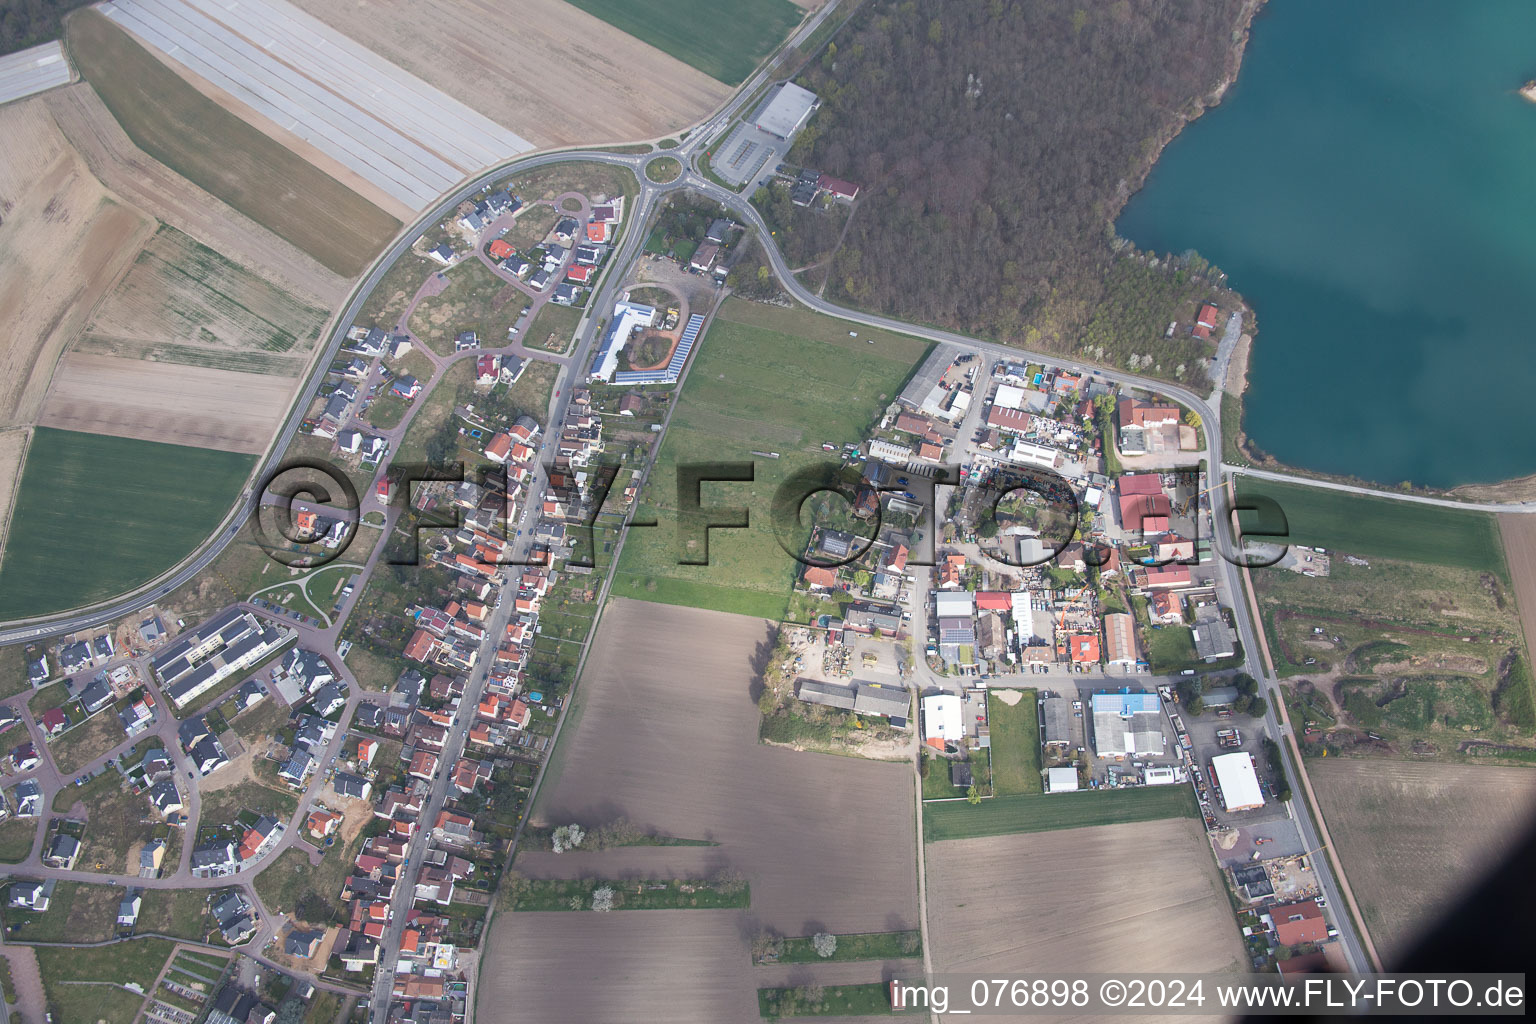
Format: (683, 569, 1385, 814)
(44, 83, 349, 308)
(1309, 757, 1536, 966)
(0, 97, 155, 430)
(286, 0, 731, 147)
(38, 353, 297, 453)
(483, 598, 917, 1022)
(0, 427, 31, 561)
(925, 819, 1245, 1024)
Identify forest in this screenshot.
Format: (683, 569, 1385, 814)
(0, 0, 88, 55)
(770, 0, 1256, 386)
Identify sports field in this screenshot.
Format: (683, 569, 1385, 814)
(1234, 477, 1507, 577)
(0, 428, 254, 619)
(923, 785, 1198, 842)
(612, 299, 929, 620)
(564, 0, 802, 84)
(65, 9, 401, 276)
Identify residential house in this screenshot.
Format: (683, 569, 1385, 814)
(117, 891, 142, 928)
(44, 834, 80, 869)
(8, 879, 54, 911)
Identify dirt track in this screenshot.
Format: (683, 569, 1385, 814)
(1499, 514, 1536, 683)
(287, 0, 730, 146)
(0, 97, 154, 429)
(38, 353, 297, 453)
(483, 599, 917, 1020)
(44, 83, 349, 308)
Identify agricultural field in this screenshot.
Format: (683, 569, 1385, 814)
(290, 0, 731, 145)
(0, 429, 254, 619)
(407, 259, 532, 356)
(0, 95, 155, 431)
(1498, 513, 1536, 723)
(613, 299, 930, 619)
(1253, 556, 1535, 757)
(1309, 759, 1536, 965)
(926, 819, 1245, 991)
(38, 354, 296, 453)
(44, 83, 350, 307)
(75, 226, 328, 378)
(1235, 477, 1507, 576)
(985, 689, 1041, 796)
(564, 0, 803, 84)
(0, 427, 29, 558)
(923, 786, 1198, 842)
(65, 9, 402, 276)
(485, 599, 917, 1020)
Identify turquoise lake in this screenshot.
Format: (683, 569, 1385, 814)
(1116, 0, 1536, 488)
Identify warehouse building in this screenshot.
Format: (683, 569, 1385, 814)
(1103, 612, 1137, 668)
(796, 679, 911, 723)
(1211, 751, 1265, 812)
(154, 608, 293, 708)
(754, 82, 820, 140)
(1046, 766, 1079, 793)
(1192, 607, 1237, 661)
(1090, 691, 1166, 758)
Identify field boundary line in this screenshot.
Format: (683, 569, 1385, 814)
(0, 427, 34, 574)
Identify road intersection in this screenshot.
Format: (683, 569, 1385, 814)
(1, 5, 1503, 1008)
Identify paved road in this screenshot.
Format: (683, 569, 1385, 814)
(0, 0, 1417, 991)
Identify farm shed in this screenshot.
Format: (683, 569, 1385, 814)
(1046, 766, 1079, 793)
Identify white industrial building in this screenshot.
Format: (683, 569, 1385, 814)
(754, 82, 820, 140)
(1046, 766, 1079, 793)
(868, 439, 915, 463)
(934, 592, 975, 618)
(921, 694, 963, 750)
(1090, 692, 1166, 758)
(588, 301, 656, 382)
(1211, 752, 1265, 812)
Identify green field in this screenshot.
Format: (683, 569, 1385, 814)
(759, 982, 910, 1019)
(36, 937, 172, 1024)
(0, 428, 254, 619)
(1234, 477, 1507, 578)
(986, 691, 1041, 796)
(613, 299, 930, 619)
(564, 0, 802, 85)
(766, 930, 922, 965)
(65, 10, 399, 276)
(923, 785, 1198, 842)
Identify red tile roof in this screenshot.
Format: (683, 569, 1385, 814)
(1272, 900, 1328, 946)
(488, 239, 514, 260)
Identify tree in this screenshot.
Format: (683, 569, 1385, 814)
(551, 824, 585, 853)
(590, 885, 616, 912)
(1183, 409, 1202, 429)
(812, 932, 838, 958)
(966, 783, 982, 805)
(752, 931, 785, 963)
